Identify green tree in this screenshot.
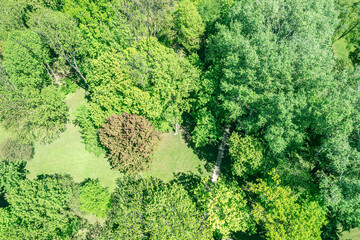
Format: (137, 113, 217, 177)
(228, 133, 263, 178)
(249, 171, 327, 240)
(79, 179, 110, 218)
(29, 8, 88, 87)
(64, 0, 132, 57)
(3, 30, 51, 88)
(99, 113, 161, 174)
(0, 174, 82, 239)
(0, 63, 68, 144)
(106, 176, 211, 239)
(194, 177, 252, 239)
(166, 0, 205, 53)
(87, 38, 199, 133)
(0, 137, 34, 162)
(113, 0, 176, 40)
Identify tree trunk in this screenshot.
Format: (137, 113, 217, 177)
(212, 126, 231, 182)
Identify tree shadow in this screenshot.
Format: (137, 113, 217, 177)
(181, 112, 218, 171)
(181, 112, 236, 180)
(171, 171, 202, 201)
(0, 193, 9, 208)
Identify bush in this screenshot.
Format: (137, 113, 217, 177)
(79, 179, 110, 218)
(99, 113, 161, 174)
(73, 105, 105, 156)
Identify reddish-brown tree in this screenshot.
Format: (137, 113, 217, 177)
(99, 113, 161, 174)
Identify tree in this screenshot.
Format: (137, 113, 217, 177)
(106, 176, 211, 239)
(0, 160, 27, 195)
(0, 137, 34, 162)
(113, 0, 176, 40)
(0, 64, 68, 144)
(2, 30, 51, 88)
(99, 113, 161, 174)
(228, 133, 263, 178)
(63, 0, 133, 57)
(29, 8, 88, 87)
(165, 0, 205, 53)
(249, 171, 327, 240)
(86, 38, 199, 133)
(194, 177, 252, 239)
(0, 174, 82, 239)
(79, 179, 111, 218)
(196, 1, 360, 236)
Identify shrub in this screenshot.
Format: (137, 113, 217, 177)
(79, 179, 110, 218)
(73, 105, 105, 156)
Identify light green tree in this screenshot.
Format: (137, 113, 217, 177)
(249, 171, 327, 240)
(194, 177, 252, 239)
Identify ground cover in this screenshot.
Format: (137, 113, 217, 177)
(26, 88, 208, 190)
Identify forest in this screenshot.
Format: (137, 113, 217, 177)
(0, 0, 360, 239)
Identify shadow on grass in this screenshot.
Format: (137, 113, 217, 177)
(181, 113, 235, 180)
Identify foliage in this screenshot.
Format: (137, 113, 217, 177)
(64, 0, 132, 57)
(0, 137, 34, 162)
(0, 174, 82, 239)
(3, 29, 51, 88)
(99, 113, 161, 174)
(0, 83, 69, 144)
(79, 179, 111, 218)
(168, 0, 205, 53)
(73, 104, 105, 156)
(249, 171, 327, 240)
(228, 133, 263, 178)
(106, 175, 211, 239)
(194, 177, 252, 239)
(88, 38, 200, 132)
(0, 160, 27, 194)
(113, 0, 176, 40)
(29, 7, 88, 87)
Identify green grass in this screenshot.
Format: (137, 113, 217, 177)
(340, 228, 360, 240)
(143, 132, 208, 181)
(26, 89, 121, 191)
(26, 88, 208, 191)
(333, 38, 355, 60)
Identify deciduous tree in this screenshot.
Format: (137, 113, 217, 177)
(99, 113, 160, 174)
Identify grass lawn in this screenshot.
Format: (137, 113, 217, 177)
(143, 132, 208, 181)
(333, 38, 355, 60)
(26, 89, 121, 191)
(26, 88, 208, 191)
(340, 228, 360, 240)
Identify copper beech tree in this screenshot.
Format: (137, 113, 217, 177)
(99, 113, 161, 174)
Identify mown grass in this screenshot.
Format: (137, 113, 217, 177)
(143, 132, 208, 181)
(26, 89, 121, 191)
(26, 88, 208, 191)
(333, 38, 355, 60)
(340, 228, 360, 240)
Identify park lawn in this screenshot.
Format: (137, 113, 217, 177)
(340, 228, 360, 240)
(26, 89, 121, 191)
(143, 132, 208, 181)
(27, 88, 208, 191)
(333, 38, 355, 60)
